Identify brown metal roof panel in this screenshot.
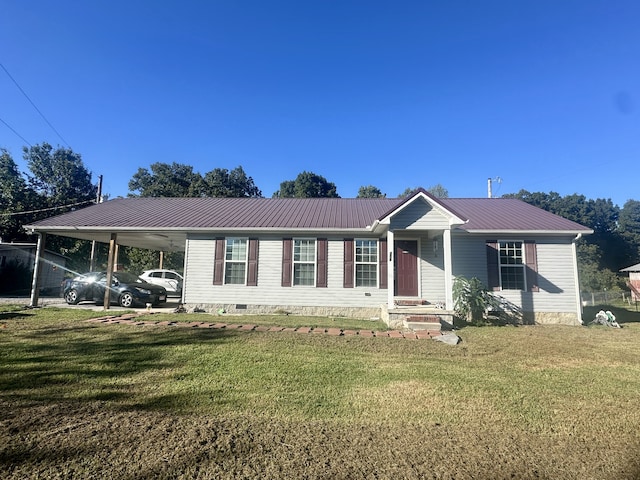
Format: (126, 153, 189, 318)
(27, 196, 589, 233)
(442, 198, 591, 232)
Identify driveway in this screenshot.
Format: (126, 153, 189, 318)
(0, 295, 183, 313)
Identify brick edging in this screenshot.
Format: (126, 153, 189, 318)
(85, 313, 442, 340)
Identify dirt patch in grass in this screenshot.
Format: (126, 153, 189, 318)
(2, 401, 639, 480)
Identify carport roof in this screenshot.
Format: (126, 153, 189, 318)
(621, 263, 640, 272)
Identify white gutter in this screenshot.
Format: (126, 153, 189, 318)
(464, 229, 594, 235)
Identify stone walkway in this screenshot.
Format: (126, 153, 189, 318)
(86, 312, 443, 340)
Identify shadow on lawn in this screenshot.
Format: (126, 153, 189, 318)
(0, 312, 30, 321)
(583, 305, 640, 324)
(0, 324, 239, 407)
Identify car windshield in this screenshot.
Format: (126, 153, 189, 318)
(75, 272, 103, 283)
(113, 272, 144, 284)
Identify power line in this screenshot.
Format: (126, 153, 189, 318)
(0, 62, 70, 148)
(0, 199, 93, 217)
(0, 116, 32, 146)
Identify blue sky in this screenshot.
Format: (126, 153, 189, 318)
(1, 1, 638, 205)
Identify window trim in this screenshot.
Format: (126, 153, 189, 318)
(223, 237, 249, 285)
(292, 238, 317, 287)
(497, 239, 526, 291)
(354, 238, 379, 288)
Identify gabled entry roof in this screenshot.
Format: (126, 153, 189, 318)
(24, 191, 592, 251)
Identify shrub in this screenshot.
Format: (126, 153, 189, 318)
(452, 276, 499, 325)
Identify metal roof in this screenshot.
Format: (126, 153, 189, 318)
(441, 198, 591, 233)
(27, 197, 401, 230)
(27, 196, 592, 233)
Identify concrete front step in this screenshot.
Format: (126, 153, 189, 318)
(382, 305, 455, 331)
(405, 321, 441, 331)
(404, 314, 444, 332)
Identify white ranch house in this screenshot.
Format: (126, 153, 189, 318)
(25, 189, 592, 328)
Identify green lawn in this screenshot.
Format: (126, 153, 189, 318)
(1, 305, 639, 479)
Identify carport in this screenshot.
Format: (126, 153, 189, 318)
(24, 199, 188, 309)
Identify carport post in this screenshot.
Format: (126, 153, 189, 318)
(103, 233, 117, 309)
(29, 232, 46, 307)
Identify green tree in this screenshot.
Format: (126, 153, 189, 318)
(128, 162, 204, 197)
(577, 243, 625, 291)
(20, 143, 99, 272)
(503, 189, 630, 290)
(201, 166, 262, 198)
(24, 143, 97, 209)
(0, 149, 36, 242)
(619, 200, 640, 262)
(273, 171, 339, 198)
(398, 187, 421, 198)
(427, 184, 449, 198)
(120, 247, 184, 274)
(503, 190, 618, 234)
(398, 185, 448, 198)
(126, 162, 260, 272)
(357, 185, 386, 198)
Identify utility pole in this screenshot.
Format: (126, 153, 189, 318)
(89, 175, 103, 272)
(487, 177, 501, 198)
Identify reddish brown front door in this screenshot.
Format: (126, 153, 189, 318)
(395, 240, 418, 296)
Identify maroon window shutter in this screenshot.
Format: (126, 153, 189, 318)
(524, 240, 539, 292)
(379, 238, 388, 289)
(247, 238, 259, 286)
(486, 241, 500, 291)
(316, 238, 328, 288)
(344, 239, 354, 288)
(281, 238, 292, 287)
(213, 237, 225, 285)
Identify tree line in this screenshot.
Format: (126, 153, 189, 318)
(0, 143, 638, 292)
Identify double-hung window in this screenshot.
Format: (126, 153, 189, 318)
(224, 238, 248, 285)
(293, 239, 316, 286)
(355, 239, 378, 287)
(498, 241, 525, 290)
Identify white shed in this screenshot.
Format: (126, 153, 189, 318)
(621, 263, 640, 301)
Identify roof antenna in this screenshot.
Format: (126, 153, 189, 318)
(487, 177, 502, 198)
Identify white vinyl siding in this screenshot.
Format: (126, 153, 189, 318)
(183, 235, 386, 307)
(451, 233, 578, 313)
(390, 198, 450, 230)
(419, 235, 446, 303)
(183, 232, 580, 317)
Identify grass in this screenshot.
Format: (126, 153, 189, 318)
(1, 305, 640, 479)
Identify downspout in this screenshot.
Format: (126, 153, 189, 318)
(571, 233, 583, 325)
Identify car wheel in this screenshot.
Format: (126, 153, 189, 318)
(119, 292, 134, 308)
(64, 289, 79, 305)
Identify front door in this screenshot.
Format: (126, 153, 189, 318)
(395, 240, 418, 296)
